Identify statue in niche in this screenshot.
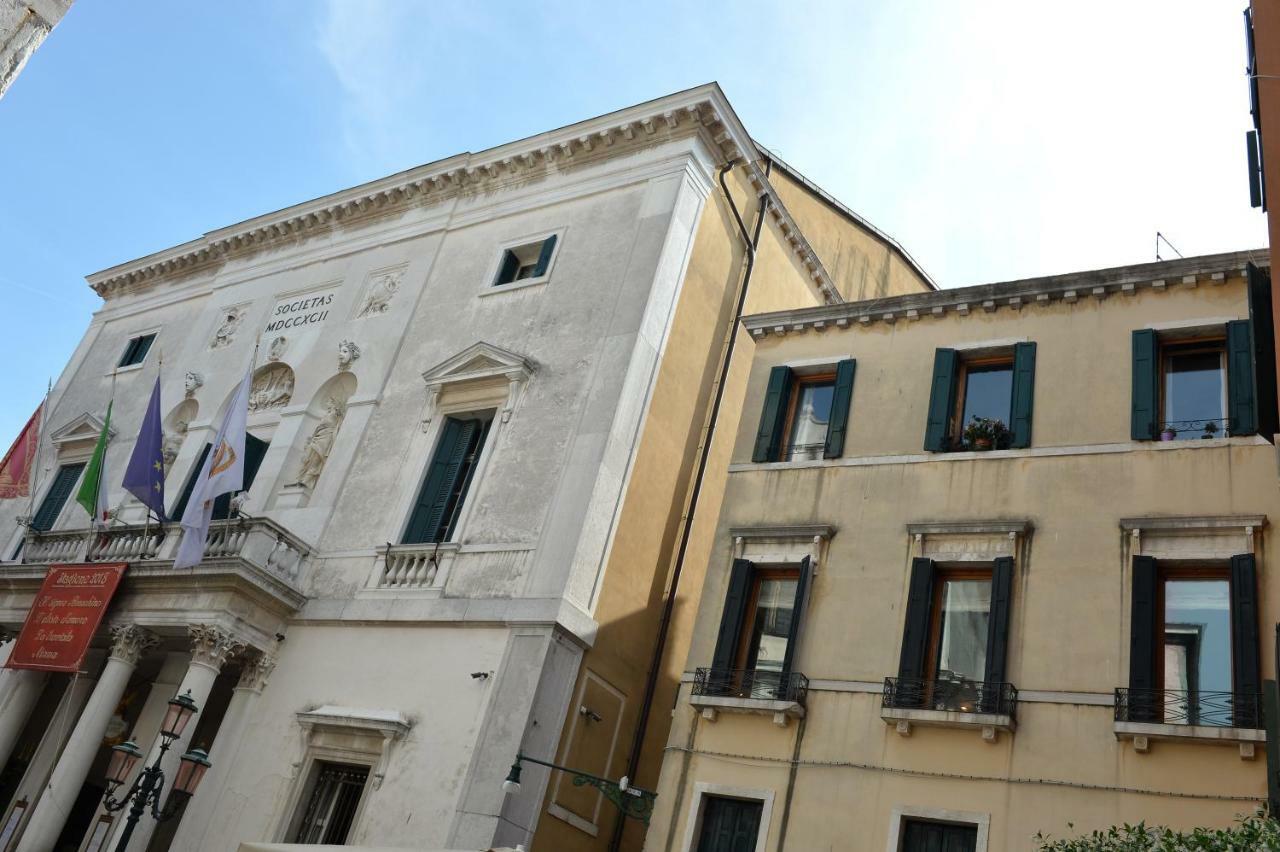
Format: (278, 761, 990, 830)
(183, 371, 203, 398)
(210, 307, 245, 350)
(357, 270, 403, 318)
(162, 421, 188, 471)
(267, 336, 288, 362)
(337, 340, 361, 371)
(292, 398, 346, 490)
(248, 364, 295, 412)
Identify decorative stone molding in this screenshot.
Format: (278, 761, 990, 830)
(907, 520, 1033, 564)
(237, 652, 277, 693)
(1120, 514, 1266, 561)
(356, 268, 404, 318)
(183, 371, 203, 398)
(210, 306, 246, 350)
(420, 341, 535, 430)
(248, 363, 295, 413)
(188, 625, 245, 672)
(266, 336, 288, 362)
(294, 706, 411, 790)
(108, 624, 160, 665)
(729, 525, 834, 573)
(743, 250, 1262, 339)
(337, 339, 361, 371)
(50, 412, 116, 449)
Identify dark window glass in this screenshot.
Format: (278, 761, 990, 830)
(170, 435, 269, 521)
(1162, 343, 1225, 435)
(742, 575, 797, 688)
(292, 762, 369, 844)
(494, 236, 554, 286)
(31, 464, 85, 531)
(959, 362, 1013, 430)
(783, 378, 835, 461)
(935, 578, 991, 683)
(118, 334, 156, 368)
(696, 796, 761, 852)
(1161, 572, 1232, 725)
(902, 818, 978, 852)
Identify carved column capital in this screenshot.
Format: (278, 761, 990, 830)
(109, 624, 160, 665)
(236, 652, 276, 693)
(188, 625, 245, 673)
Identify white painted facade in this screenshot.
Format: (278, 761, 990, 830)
(0, 0, 71, 99)
(0, 85, 801, 851)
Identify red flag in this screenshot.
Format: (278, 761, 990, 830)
(0, 403, 42, 500)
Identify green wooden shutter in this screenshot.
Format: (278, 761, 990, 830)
(1128, 554, 1159, 722)
(1247, 263, 1278, 438)
(533, 234, 558, 276)
(897, 558, 935, 708)
(923, 349, 958, 452)
(823, 359, 857, 459)
(1009, 342, 1037, 449)
(1228, 319, 1258, 436)
(710, 559, 753, 680)
(983, 556, 1015, 711)
(403, 418, 478, 544)
(751, 367, 793, 462)
(170, 444, 210, 521)
(494, 250, 519, 285)
(31, 464, 86, 532)
(778, 556, 812, 696)
(1231, 553, 1261, 726)
(1130, 330, 1159, 440)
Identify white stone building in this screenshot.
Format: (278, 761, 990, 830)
(0, 83, 932, 852)
(0, 0, 72, 99)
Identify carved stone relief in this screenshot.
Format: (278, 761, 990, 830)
(184, 371, 203, 398)
(210, 307, 246, 350)
(292, 398, 346, 490)
(248, 363, 295, 413)
(267, 336, 288, 362)
(356, 269, 403, 318)
(337, 340, 361, 371)
(162, 420, 188, 471)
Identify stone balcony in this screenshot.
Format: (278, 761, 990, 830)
(3, 518, 309, 647)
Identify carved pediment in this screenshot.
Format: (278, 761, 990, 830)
(50, 412, 116, 447)
(421, 342, 535, 389)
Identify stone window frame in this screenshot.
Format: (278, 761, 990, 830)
(480, 227, 566, 296)
(885, 804, 991, 852)
(113, 326, 161, 374)
(274, 706, 411, 843)
(678, 781, 775, 852)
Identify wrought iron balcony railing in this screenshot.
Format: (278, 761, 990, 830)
(1114, 688, 1262, 729)
(692, 667, 809, 705)
(1158, 417, 1230, 440)
(882, 676, 1018, 718)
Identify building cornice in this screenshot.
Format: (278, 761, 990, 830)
(85, 84, 842, 305)
(743, 249, 1270, 338)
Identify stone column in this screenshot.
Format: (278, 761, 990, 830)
(167, 652, 275, 852)
(16, 624, 158, 852)
(0, 637, 47, 770)
(117, 624, 242, 852)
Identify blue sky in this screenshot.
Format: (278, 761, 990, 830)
(0, 1, 1265, 447)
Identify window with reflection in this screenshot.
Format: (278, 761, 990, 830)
(953, 357, 1013, 449)
(928, 571, 992, 711)
(1160, 339, 1226, 439)
(738, 570, 798, 698)
(782, 376, 835, 461)
(1161, 570, 1231, 725)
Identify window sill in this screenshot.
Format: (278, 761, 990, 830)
(690, 693, 805, 727)
(480, 275, 549, 296)
(881, 707, 1015, 742)
(106, 362, 146, 377)
(1114, 721, 1264, 759)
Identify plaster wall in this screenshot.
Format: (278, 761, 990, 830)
(0, 0, 70, 99)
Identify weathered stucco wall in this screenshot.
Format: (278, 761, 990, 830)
(0, 0, 70, 99)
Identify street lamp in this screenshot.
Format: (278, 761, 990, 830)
(101, 690, 212, 851)
(501, 753, 655, 825)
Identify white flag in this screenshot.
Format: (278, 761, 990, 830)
(173, 370, 253, 569)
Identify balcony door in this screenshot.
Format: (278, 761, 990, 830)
(696, 796, 761, 852)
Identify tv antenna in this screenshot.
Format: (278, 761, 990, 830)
(1155, 231, 1183, 262)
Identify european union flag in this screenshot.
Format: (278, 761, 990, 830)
(123, 376, 167, 520)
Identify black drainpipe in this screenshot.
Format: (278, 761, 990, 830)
(607, 158, 771, 852)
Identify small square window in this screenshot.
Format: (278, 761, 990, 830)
(1159, 338, 1226, 440)
(493, 234, 558, 287)
(118, 334, 156, 368)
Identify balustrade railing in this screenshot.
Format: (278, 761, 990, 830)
(882, 676, 1018, 717)
(1114, 688, 1261, 729)
(373, 543, 452, 590)
(692, 667, 809, 705)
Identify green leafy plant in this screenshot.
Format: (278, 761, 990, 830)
(1034, 812, 1280, 851)
(962, 416, 1010, 450)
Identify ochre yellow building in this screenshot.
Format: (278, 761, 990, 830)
(646, 250, 1277, 852)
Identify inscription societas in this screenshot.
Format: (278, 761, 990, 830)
(264, 291, 337, 334)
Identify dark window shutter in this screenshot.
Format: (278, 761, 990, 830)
(1130, 330, 1159, 441)
(533, 234, 558, 277)
(403, 418, 479, 544)
(1247, 264, 1278, 438)
(923, 349, 958, 452)
(31, 464, 86, 532)
(1128, 554, 1159, 722)
(495, 250, 519, 286)
(1231, 553, 1261, 726)
(213, 434, 269, 520)
(983, 556, 1015, 711)
(778, 556, 813, 695)
(170, 444, 211, 521)
(1248, 131, 1266, 209)
(752, 366, 793, 462)
(897, 558, 935, 704)
(710, 559, 754, 679)
(1228, 319, 1258, 436)
(823, 360, 856, 459)
(1009, 342, 1037, 449)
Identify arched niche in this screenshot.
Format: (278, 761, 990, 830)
(286, 372, 358, 494)
(162, 399, 198, 471)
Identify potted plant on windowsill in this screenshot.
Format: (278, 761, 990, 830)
(962, 417, 1009, 451)
(1160, 425, 1178, 441)
(1202, 420, 1219, 439)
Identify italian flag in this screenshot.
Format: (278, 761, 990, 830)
(76, 400, 112, 528)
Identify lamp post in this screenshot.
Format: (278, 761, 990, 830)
(501, 753, 656, 825)
(100, 690, 213, 851)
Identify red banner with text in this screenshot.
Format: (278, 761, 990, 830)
(7, 563, 127, 672)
